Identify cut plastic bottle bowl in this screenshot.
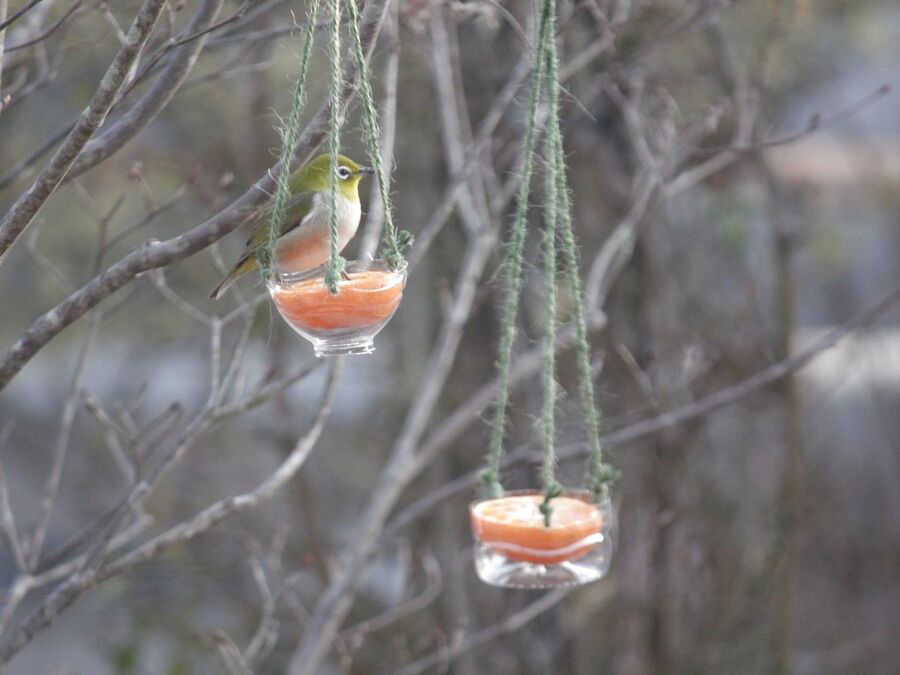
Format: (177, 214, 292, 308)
(469, 490, 616, 588)
(268, 259, 407, 357)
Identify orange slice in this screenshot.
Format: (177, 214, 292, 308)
(272, 270, 403, 331)
(470, 495, 603, 565)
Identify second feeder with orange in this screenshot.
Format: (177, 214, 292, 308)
(470, 492, 604, 565)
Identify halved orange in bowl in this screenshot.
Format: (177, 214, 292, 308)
(268, 259, 407, 357)
(470, 492, 603, 565)
(272, 269, 404, 331)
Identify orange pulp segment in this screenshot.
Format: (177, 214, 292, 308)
(272, 270, 403, 331)
(471, 495, 603, 565)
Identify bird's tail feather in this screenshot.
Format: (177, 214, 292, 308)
(210, 256, 257, 299)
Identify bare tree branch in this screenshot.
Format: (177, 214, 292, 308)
(384, 281, 900, 538)
(25, 308, 102, 569)
(0, 360, 341, 665)
(396, 588, 579, 675)
(286, 222, 500, 675)
(0, 0, 393, 393)
(0, 0, 44, 33)
(66, 0, 225, 179)
(4, 0, 81, 54)
(0, 424, 26, 573)
(0, 0, 167, 263)
(98, 360, 341, 582)
(0, 0, 8, 104)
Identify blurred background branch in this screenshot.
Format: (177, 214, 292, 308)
(0, 0, 897, 673)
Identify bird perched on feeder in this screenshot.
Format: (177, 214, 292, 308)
(210, 153, 374, 299)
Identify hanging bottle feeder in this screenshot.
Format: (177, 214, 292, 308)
(269, 259, 407, 357)
(470, 490, 615, 588)
(471, 0, 619, 588)
(261, 0, 410, 357)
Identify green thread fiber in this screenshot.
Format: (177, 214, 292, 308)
(547, 59, 614, 503)
(481, 0, 553, 500)
(344, 0, 410, 269)
(483, 0, 618, 507)
(323, 0, 346, 294)
(539, 138, 562, 526)
(260, 0, 321, 281)
(538, 0, 563, 527)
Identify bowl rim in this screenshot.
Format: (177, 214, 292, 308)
(268, 258, 408, 290)
(468, 488, 610, 521)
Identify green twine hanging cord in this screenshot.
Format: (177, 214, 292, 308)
(344, 0, 411, 269)
(481, 0, 618, 519)
(480, 0, 554, 502)
(543, 13, 618, 504)
(259, 0, 321, 282)
(323, 0, 346, 294)
(538, 0, 565, 528)
(552, 127, 619, 502)
(264, 0, 410, 294)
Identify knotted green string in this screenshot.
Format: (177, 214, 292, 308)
(552, 127, 618, 502)
(480, 0, 553, 501)
(259, 0, 320, 282)
(544, 13, 618, 506)
(483, 0, 618, 521)
(538, 0, 564, 527)
(262, 0, 409, 293)
(323, 0, 345, 294)
(543, 1, 616, 505)
(344, 0, 412, 269)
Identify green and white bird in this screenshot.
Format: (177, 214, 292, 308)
(210, 153, 374, 299)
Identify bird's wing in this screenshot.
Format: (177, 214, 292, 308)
(245, 190, 317, 255)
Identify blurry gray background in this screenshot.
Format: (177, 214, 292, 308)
(0, 0, 898, 673)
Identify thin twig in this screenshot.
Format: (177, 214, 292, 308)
(26, 307, 103, 569)
(341, 553, 442, 652)
(0, 0, 167, 263)
(99, 360, 342, 582)
(383, 282, 900, 536)
(395, 588, 576, 675)
(0, 0, 8, 102)
(0, 424, 26, 572)
(0, 0, 44, 33)
(243, 557, 279, 666)
(0, 0, 394, 392)
(206, 630, 253, 675)
(67, 0, 225, 178)
(286, 223, 499, 675)
(5, 0, 81, 53)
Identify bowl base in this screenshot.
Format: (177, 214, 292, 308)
(473, 539, 612, 589)
(313, 335, 376, 357)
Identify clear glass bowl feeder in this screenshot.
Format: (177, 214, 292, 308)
(268, 259, 407, 357)
(470, 490, 615, 588)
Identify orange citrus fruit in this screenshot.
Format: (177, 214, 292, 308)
(272, 270, 403, 331)
(470, 494, 603, 565)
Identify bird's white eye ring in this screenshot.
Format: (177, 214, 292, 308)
(337, 166, 351, 180)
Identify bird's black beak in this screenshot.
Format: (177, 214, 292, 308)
(357, 166, 375, 175)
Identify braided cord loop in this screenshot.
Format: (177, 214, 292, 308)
(323, 0, 346, 294)
(344, 0, 410, 269)
(481, 0, 554, 500)
(259, 0, 321, 282)
(483, 0, 618, 515)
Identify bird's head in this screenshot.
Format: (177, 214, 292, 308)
(291, 153, 374, 201)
